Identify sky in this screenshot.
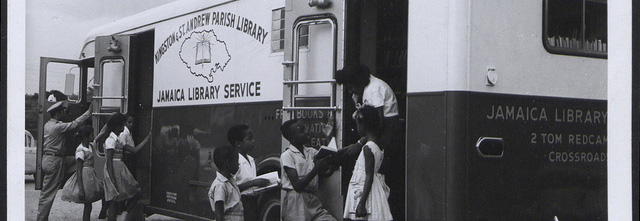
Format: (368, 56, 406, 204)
(25, 0, 177, 94)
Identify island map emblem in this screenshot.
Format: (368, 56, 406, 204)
(179, 29, 231, 82)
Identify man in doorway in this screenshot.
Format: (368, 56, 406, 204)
(335, 63, 399, 158)
(335, 63, 403, 219)
(37, 97, 93, 221)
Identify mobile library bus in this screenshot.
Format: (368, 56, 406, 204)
(36, 0, 607, 220)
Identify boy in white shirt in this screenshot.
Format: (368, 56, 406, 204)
(280, 119, 336, 221)
(227, 124, 270, 220)
(209, 145, 244, 221)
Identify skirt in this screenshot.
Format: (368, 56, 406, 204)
(103, 160, 141, 202)
(343, 173, 393, 220)
(61, 166, 104, 203)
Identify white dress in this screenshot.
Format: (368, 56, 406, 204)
(61, 143, 104, 203)
(343, 141, 393, 220)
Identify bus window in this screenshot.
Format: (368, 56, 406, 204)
(100, 59, 125, 110)
(543, 0, 607, 58)
(45, 62, 82, 103)
(271, 8, 308, 53)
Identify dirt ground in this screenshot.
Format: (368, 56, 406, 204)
(24, 175, 179, 221)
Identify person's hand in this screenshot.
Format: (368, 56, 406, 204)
(252, 178, 271, 187)
(322, 121, 334, 138)
(315, 157, 330, 171)
(144, 131, 152, 141)
(358, 137, 367, 145)
(356, 202, 368, 218)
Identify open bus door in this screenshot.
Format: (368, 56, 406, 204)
(36, 57, 91, 190)
(93, 33, 155, 218)
(89, 34, 133, 187)
(282, 2, 346, 218)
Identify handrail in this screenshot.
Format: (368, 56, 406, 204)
(284, 80, 336, 84)
(92, 96, 126, 99)
(282, 106, 341, 111)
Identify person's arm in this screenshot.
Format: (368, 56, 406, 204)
(337, 137, 367, 163)
(105, 149, 117, 189)
(75, 158, 85, 202)
(283, 158, 328, 192)
(57, 103, 93, 133)
(238, 179, 270, 192)
(375, 106, 386, 133)
(123, 132, 151, 154)
(356, 146, 375, 217)
(94, 124, 109, 144)
(214, 201, 225, 221)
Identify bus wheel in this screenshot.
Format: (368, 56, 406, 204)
(259, 197, 280, 221)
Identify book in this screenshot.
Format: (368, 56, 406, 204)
(315, 137, 338, 160)
(241, 171, 280, 195)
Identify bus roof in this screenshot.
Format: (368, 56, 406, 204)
(81, 0, 235, 58)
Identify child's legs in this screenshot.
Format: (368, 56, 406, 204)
(83, 203, 92, 221)
(99, 199, 109, 219)
(124, 192, 141, 212)
(302, 192, 336, 221)
(107, 201, 118, 221)
(282, 190, 312, 221)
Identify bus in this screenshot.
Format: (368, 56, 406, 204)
(36, 0, 608, 220)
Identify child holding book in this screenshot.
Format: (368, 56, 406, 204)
(227, 124, 270, 220)
(209, 145, 244, 221)
(343, 105, 393, 220)
(61, 125, 104, 221)
(280, 119, 336, 221)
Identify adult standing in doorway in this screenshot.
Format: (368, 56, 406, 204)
(335, 63, 403, 219)
(335, 63, 399, 158)
(37, 97, 93, 221)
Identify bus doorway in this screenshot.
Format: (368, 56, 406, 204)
(125, 30, 155, 203)
(344, 1, 408, 220)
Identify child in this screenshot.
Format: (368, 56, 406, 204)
(208, 145, 244, 221)
(61, 125, 104, 221)
(280, 119, 336, 221)
(227, 124, 270, 220)
(228, 124, 271, 191)
(103, 113, 142, 221)
(343, 105, 393, 220)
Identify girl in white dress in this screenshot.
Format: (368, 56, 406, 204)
(61, 125, 104, 221)
(344, 105, 393, 220)
(103, 113, 141, 221)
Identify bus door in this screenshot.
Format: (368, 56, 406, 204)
(90, 35, 133, 178)
(282, 2, 346, 219)
(36, 58, 91, 189)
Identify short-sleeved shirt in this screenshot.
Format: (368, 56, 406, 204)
(234, 154, 256, 186)
(356, 74, 398, 117)
(281, 145, 318, 192)
(105, 132, 125, 158)
(75, 143, 94, 166)
(118, 126, 135, 148)
(209, 172, 244, 220)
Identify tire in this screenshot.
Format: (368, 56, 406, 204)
(259, 196, 280, 221)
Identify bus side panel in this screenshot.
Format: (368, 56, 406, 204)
(406, 92, 469, 220)
(150, 102, 282, 219)
(465, 92, 607, 220)
(406, 93, 447, 220)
